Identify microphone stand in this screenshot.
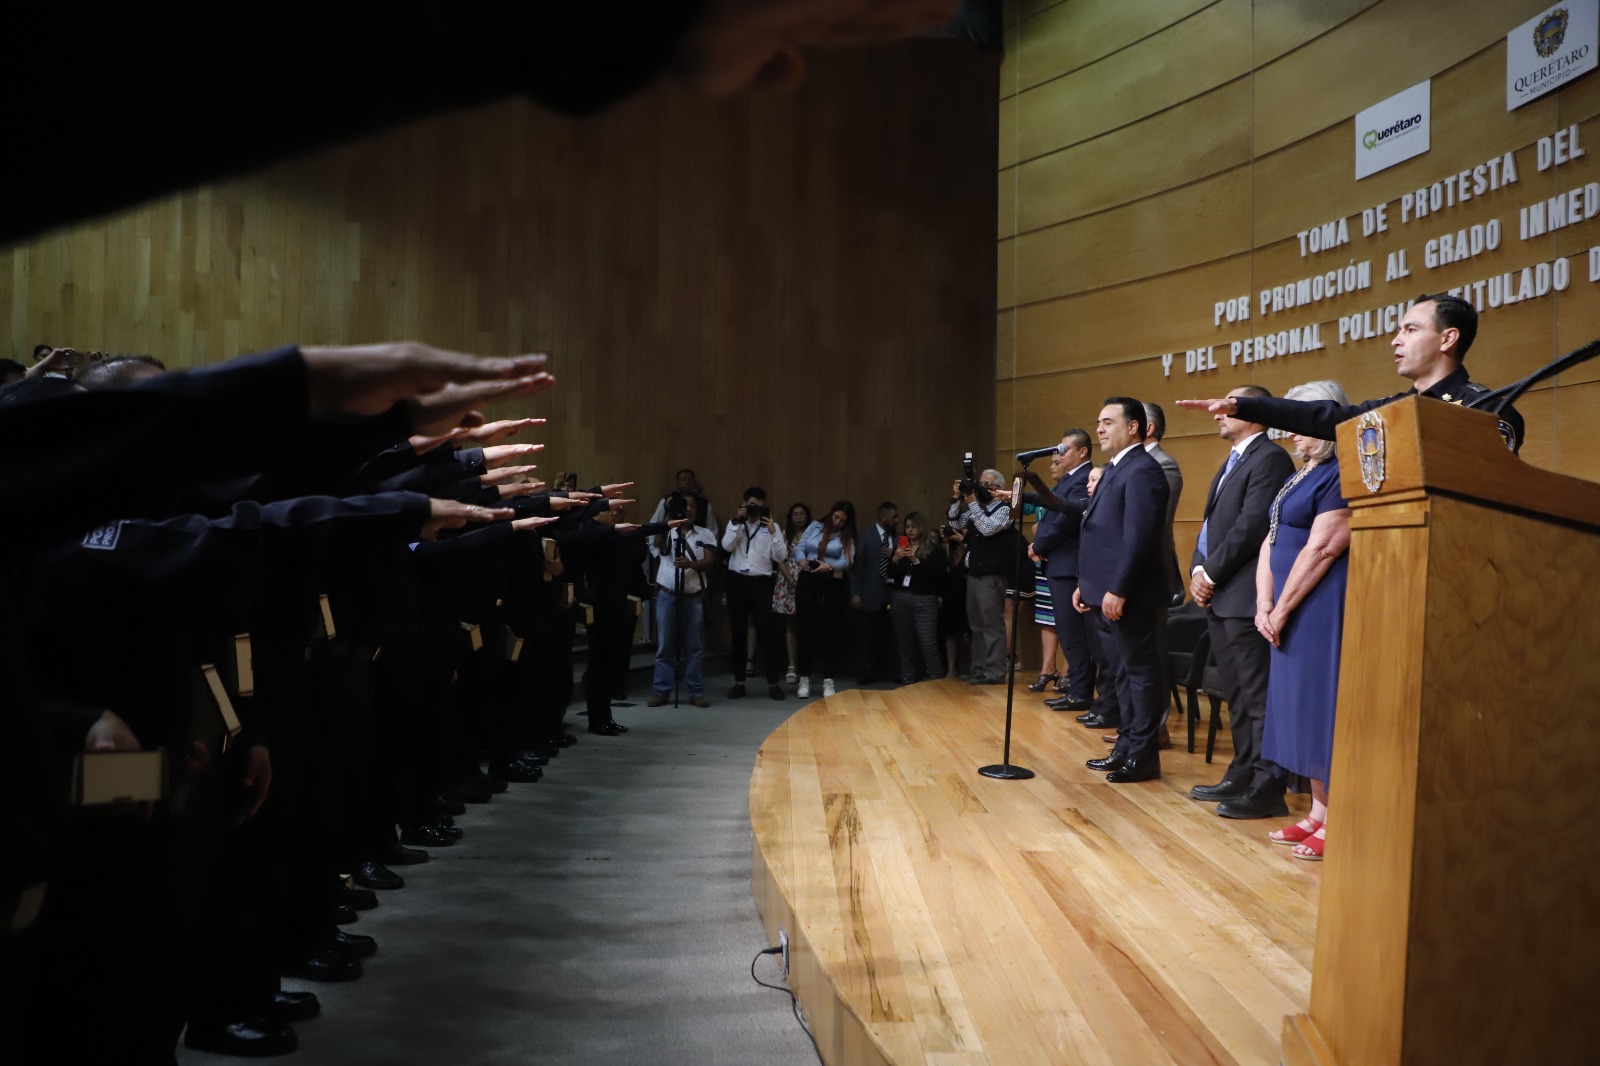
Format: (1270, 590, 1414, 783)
(979, 468, 1036, 781)
(1466, 335, 1600, 417)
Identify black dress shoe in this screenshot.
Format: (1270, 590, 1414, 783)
(1080, 714, 1119, 729)
(352, 861, 404, 891)
(588, 721, 628, 736)
(264, 990, 321, 1025)
(1046, 696, 1092, 712)
(1189, 779, 1250, 802)
(400, 823, 456, 848)
(1085, 751, 1126, 772)
(1106, 758, 1162, 783)
(515, 749, 551, 766)
(338, 885, 378, 911)
(728, 683, 747, 699)
(556, 733, 579, 747)
(1075, 710, 1097, 723)
(282, 950, 363, 982)
(380, 843, 429, 866)
(185, 1016, 299, 1057)
(1216, 788, 1290, 820)
(427, 819, 464, 840)
(489, 758, 544, 783)
(333, 928, 377, 959)
(331, 904, 359, 925)
(769, 684, 785, 700)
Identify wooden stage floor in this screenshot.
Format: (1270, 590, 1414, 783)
(749, 679, 1320, 1066)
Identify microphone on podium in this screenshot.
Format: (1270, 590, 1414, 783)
(1015, 443, 1064, 464)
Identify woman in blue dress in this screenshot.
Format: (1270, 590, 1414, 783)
(1256, 381, 1353, 862)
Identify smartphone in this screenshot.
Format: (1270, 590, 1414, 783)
(897, 536, 910, 550)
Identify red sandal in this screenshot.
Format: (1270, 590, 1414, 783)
(1292, 827, 1326, 861)
(1269, 819, 1323, 846)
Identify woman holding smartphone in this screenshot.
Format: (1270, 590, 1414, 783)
(889, 512, 947, 684)
(793, 501, 856, 699)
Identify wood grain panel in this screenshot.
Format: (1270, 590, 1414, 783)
(1, 44, 999, 581)
(1010, 166, 1253, 305)
(1009, 77, 1253, 234)
(1250, 0, 1381, 66)
(750, 682, 1318, 1066)
(1543, 378, 1600, 481)
(1010, 253, 1255, 376)
(1253, 0, 1539, 156)
(1013, 0, 1252, 162)
(1010, 0, 1217, 94)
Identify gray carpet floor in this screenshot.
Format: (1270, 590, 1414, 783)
(179, 690, 823, 1066)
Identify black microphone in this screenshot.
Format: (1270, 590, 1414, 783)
(1015, 444, 1064, 464)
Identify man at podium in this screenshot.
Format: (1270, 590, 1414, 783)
(1177, 294, 1524, 453)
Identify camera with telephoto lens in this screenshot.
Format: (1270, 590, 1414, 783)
(666, 494, 691, 521)
(956, 451, 992, 505)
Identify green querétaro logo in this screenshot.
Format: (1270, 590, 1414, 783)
(1362, 113, 1423, 151)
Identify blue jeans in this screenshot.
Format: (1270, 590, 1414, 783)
(654, 590, 705, 696)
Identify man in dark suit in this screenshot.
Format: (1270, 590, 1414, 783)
(1025, 430, 1095, 712)
(853, 501, 898, 684)
(1073, 399, 1170, 783)
(1187, 385, 1296, 818)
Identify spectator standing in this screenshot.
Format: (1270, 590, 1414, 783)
(794, 501, 857, 700)
(721, 486, 788, 700)
(888, 511, 948, 683)
(773, 502, 810, 684)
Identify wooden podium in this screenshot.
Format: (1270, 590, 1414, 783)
(1281, 396, 1600, 1066)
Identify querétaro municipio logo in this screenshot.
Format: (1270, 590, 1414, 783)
(1536, 8, 1571, 58)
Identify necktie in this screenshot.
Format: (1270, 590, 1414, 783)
(1196, 449, 1242, 560)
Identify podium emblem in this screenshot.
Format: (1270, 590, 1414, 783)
(1356, 411, 1386, 493)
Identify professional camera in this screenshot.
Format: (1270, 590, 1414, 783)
(666, 494, 691, 521)
(956, 451, 992, 504)
(744, 502, 769, 520)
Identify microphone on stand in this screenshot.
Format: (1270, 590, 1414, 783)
(1015, 443, 1064, 464)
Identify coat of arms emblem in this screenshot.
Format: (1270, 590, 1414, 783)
(1356, 411, 1386, 493)
(1535, 8, 1570, 58)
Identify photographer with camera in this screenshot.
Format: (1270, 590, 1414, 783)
(721, 486, 788, 700)
(648, 467, 718, 533)
(947, 463, 1015, 686)
(647, 492, 719, 707)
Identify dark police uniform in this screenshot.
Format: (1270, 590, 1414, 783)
(1233, 365, 1525, 453)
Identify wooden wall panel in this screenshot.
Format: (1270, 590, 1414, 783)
(1249, 0, 1381, 66)
(1007, 78, 1253, 236)
(1009, 0, 1216, 96)
(1010, 167, 1252, 303)
(1013, 0, 1252, 161)
(1001, 0, 1600, 534)
(1014, 255, 1254, 375)
(2, 44, 1001, 526)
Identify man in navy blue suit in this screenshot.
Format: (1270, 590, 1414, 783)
(1025, 429, 1095, 711)
(1072, 398, 1171, 783)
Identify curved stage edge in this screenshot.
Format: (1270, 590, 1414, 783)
(749, 679, 1320, 1066)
